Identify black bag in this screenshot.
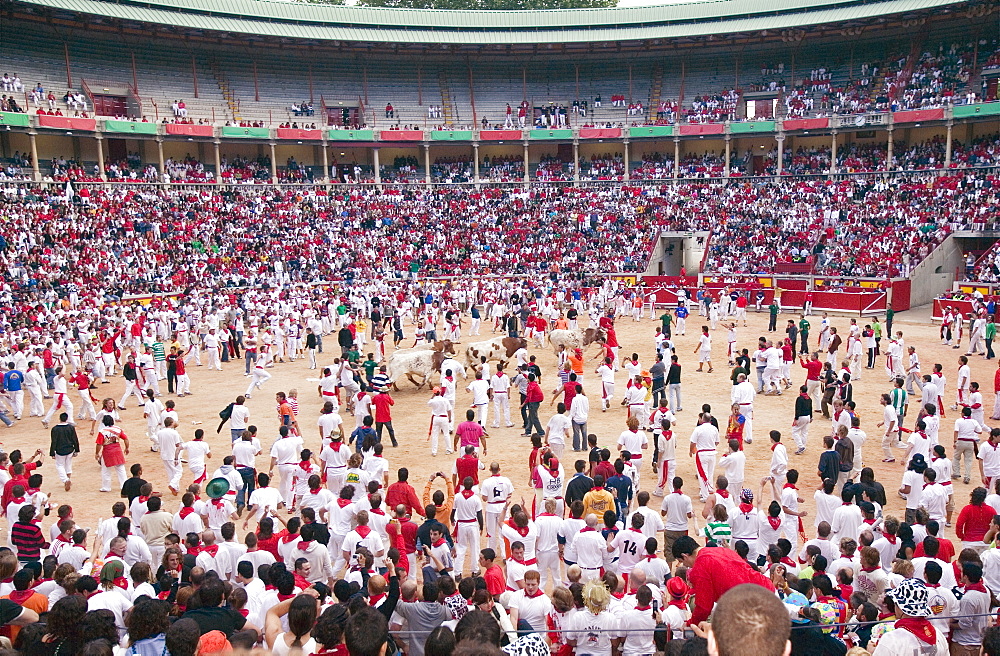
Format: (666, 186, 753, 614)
(219, 402, 234, 421)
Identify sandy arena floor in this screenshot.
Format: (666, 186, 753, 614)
(7, 305, 987, 550)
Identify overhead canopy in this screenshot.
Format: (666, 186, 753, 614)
(14, 0, 975, 44)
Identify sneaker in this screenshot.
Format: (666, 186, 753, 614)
(964, 477, 971, 484)
(653, 488, 664, 497)
(794, 448, 805, 455)
(245, 394, 251, 399)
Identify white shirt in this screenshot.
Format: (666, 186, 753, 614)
(157, 427, 182, 460)
(770, 443, 788, 478)
(955, 417, 982, 442)
(617, 429, 647, 456)
(689, 423, 720, 452)
(979, 440, 1000, 476)
(730, 381, 755, 406)
(480, 475, 513, 512)
(271, 435, 304, 466)
(182, 441, 212, 471)
(570, 394, 590, 423)
(230, 405, 250, 430)
(660, 492, 692, 532)
(467, 379, 490, 405)
(902, 470, 924, 509)
(547, 415, 572, 446)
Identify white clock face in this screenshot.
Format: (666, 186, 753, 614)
(855, 116, 866, 127)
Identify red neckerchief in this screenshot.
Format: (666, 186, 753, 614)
(138, 496, 150, 504)
(113, 577, 129, 590)
(634, 604, 651, 611)
(355, 526, 372, 539)
(964, 581, 989, 595)
(461, 489, 475, 499)
(738, 502, 754, 514)
(238, 609, 249, 618)
(526, 588, 546, 599)
(717, 489, 730, 499)
(201, 545, 219, 557)
(861, 566, 880, 573)
(611, 591, 625, 600)
(766, 516, 782, 530)
(783, 483, 797, 490)
(10, 497, 25, 504)
(310, 487, 322, 495)
(770, 443, 780, 452)
(579, 526, 596, 533)
(331, 441, 343, 452)
(178, 507, 195, 519)
(280, 532, 300, 544)
(55, 534, 71, 543)
(337, 498, 353, 508)
(863, 518, 876, 525)
(672, 489, 684, 495)
(885, 534, 898, 545)
(7, 590, 34, 604)
(211, 498, 226, 508)
(369, 592, 386, 606)
(511, 524, 530, 537)
(432, 538, 446, 547)
(277, 592, 297, 601)
(104, 551, 122, 559)
(298, 461, 312, 472)
(31, 578, 52, 589)
(780, 557, 796, 567)
(297, 540, 313, 551)
(895, 617, 937, 645)
(370, 508, 385, 515)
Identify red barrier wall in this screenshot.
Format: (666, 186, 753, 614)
(783, 118, 830, 131)
(37, 115, 97, 131)
(165, 124, 214, 137)
(893, 108, 945, 124)
(479, 130, 523, 141)
(277, 128, 322, 140)
(379, 130, 423, 141)
(678, 124, 725, 136)
(579, 128, 622, 139)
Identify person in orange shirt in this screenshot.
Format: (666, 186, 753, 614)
(568, 348, 585, 382)
(1, 568, 47, 643)
(423, 472, 455, 533)
(276, 391, 298, 436)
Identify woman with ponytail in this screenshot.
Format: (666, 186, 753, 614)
(265, 589, 320, 655)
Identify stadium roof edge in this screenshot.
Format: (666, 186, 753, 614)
(13, 0, 975, 44)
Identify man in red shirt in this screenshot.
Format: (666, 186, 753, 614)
(479, 547, 506, 600)
(452, 446, 483, 487)
(800, 352, 823, 409)
(386, 505, 418, 577)
(372, 389, 397, 447)
(385, 468, 424, 519)
(672, 534, 775, 624)
(521, 374, 545, 436)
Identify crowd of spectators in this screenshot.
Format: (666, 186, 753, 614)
(1, 170, 997, 297)
(479, 155, 524, 183)
(685, 89, 740, 123)
(431, 157, 474, 184)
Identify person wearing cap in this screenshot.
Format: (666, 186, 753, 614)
(662, 576, 690, 639)
(870, 578, 949, 654)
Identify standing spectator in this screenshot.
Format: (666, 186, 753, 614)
(373, 388, 397, 448)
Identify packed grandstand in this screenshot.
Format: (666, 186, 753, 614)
(2, 1, 1000, 656)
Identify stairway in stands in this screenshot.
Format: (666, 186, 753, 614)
(438, 72, 455, 126)
(210, 61, 241, 121)
(646, 63, 664, 123)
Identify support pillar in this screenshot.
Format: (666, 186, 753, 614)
(523, 142, 529, 184)
(28, 132, 40, 182)
(775, 135, 784, 177)
(423, 144, 431, 185)
(673, 137, 680, 179)
(572, 140, 580, 183)
(623, 140, 630, 181)
(945, 121, 953, 170)
(269, 142, 278, 184)
(321, 141, 330, 184)
(886, 127, 894, 171)
(373, 147, 381, 185)
(213, 140, 221, 182)
(724, 134, 731, 178)
(830, 130, 838, 175)
(156, 137, 165, 180)
(473, 143, 480, 185)
(95, 134, 106, 181)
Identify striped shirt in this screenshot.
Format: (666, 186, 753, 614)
(11, 521, 46, 560)
(703, 520, 732, 547)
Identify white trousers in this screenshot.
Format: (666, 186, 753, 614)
(77, 391, 97, 420)
(278, 463, 297, 505)
(208, 348, 222, 371)
(454, 521, 481, 576)
(26, 386, 44, 416)
(695, 453, 716, 500)
(486, 511, 505, 557)
(491, 394, 511, 427)
(43, 393, 73, 424)
(119, 381, 145, 407)
(537, 549, 560, 589)
(430, 416, 450, 456)
(163, 458, 183, 490)
(54, 454, 74, 482)
(9, 390, 23, 419)
(101, 464, 127, 491)
(176, 374, 191, 395)
(143, 370, 160, 395)
(792, 417, 811, 451)
(246, 368, 272, 396)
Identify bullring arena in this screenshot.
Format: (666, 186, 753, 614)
(2, 0, 1000, 653)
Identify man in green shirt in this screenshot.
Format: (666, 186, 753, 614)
(362, 353, 379, 386)
(767, 302, 779, 332)
(987, 319, 997, 360)
(346, 345, 361, 365)
(798, 316, 811, 355)
(659, 311, 673, 338)
(885, 303, 894, 336)
(889, 378, 907, 446)
(872, 318, 882, 355)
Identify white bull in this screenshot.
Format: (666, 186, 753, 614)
(465, 337, 506, 366)
(386, 349, 438, 391)
(548, 329, 584, 353)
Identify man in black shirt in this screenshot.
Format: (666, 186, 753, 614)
(121, 463, 147, 504)
(667, 355, 683, 412)
(48, 412, 80, 492)
(181, 577, 253, 637)
(416, 504, 454, 551)
(650, 354, 666, 406)
(564, 460, 593, 506)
